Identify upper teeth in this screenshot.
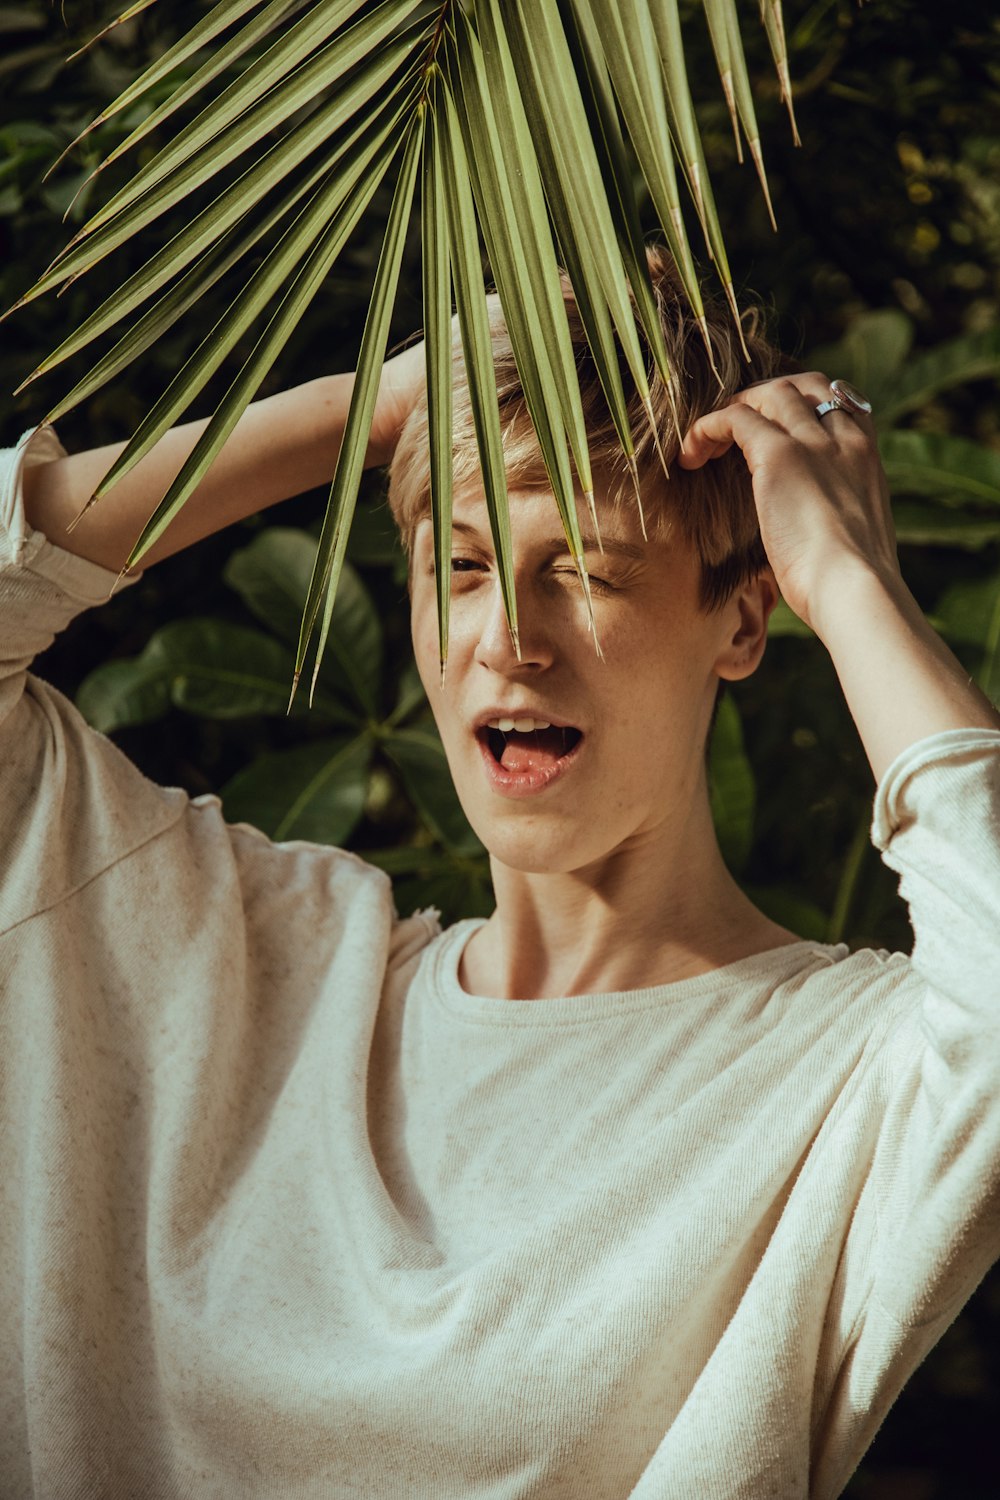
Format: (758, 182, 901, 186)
(488, 717, 552, 732)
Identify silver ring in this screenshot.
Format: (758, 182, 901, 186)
(816, 378, 872, 420)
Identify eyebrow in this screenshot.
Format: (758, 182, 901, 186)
(450, 518, 647, 563)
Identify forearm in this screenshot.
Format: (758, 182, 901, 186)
(21, 371, 356, 573)
(813, 564, 1000, 784)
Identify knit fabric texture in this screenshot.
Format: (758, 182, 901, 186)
(1, 427, 998, 1499)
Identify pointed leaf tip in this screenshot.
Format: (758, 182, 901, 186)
(13, 368, 41, 397)
(65, 493, 99, 534)
(748, 140, 777, 232)
(625, 453, 647, 540)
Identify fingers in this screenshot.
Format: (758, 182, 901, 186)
(679, 372, 876, 471)
(678, 403, 776, 471)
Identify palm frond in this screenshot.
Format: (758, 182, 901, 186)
(50, 0, 304, 180)
(80, 92, 415, 523)
(13, 0, 803, 677)
(452, 4, 596, 627)
(29, 84, 416, 394)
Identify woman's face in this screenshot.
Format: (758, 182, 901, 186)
(410, 485, 767, 875)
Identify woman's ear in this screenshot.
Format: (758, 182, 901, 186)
(714, 567, 779, 683)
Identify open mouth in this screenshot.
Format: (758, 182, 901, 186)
(476, 722, 584, 780)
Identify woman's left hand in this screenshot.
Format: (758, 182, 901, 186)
(678, 372, 900, 639)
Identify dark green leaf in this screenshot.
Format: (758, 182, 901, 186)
(220, 732, 372, 842)
(381, 724, 483, 854)
(893, 503, 1000, 551)
(224, 528, 383, 716)
(879, 326, 1000, 426)
(808, 310, 914, 412)
(934, 569, 1000, 699)
(881, 430, 1000, 506)
(78, 618, 350, 730)
(708, 694, 755, 873)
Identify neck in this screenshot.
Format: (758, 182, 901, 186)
(460, 789, 796, 1000)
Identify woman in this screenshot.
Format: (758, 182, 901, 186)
(1, 251, 998, 1498)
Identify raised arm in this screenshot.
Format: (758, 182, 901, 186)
(20, 339, 426, 574)
(678, 372, 1000, 783)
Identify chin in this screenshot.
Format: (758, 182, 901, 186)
(468, 808, 617, 877)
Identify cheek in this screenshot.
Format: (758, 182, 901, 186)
(410, 582, 443, 685)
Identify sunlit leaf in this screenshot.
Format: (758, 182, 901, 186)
(759, 0, 800, 145)
(66, 0, 159, 63)
(84, 106, 405, 534)
(89, 0, 316, 173)
(560, 2, 675, 389)
(703, 0, 775, 226)
(505, 0, 645, 476)
(421, 78, 453, 679)
(581, 0, 707, 331)
(30, 84, 414, 387)
(114, 138, 406, 571)
(23, 18, 425, 302)
(652, 0, 769, 283)
(434, 74, 518, 653)
(294, 113, 423, 707)
(71, 0, 432, 243)
(452, 8, 594, 609)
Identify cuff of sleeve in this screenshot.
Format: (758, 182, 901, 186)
(871, 727, 1000, 851)
(1, 424, 143, 603)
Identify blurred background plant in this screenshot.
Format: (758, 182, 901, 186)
(1, 2, 999, 1493)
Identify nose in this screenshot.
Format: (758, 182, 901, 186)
(473, 577, 555, 675)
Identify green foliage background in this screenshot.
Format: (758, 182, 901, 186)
(1, 2, 998, 1492)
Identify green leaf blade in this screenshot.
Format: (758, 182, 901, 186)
(433, 78, 519, 656)
(221, 733, 372, 843)
(294, 113, 424, 706)
(422, 82, 454, 679)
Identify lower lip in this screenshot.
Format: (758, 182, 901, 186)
(475, 731, 584, 799)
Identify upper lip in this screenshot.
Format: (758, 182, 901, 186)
(472, 706, 581, 732)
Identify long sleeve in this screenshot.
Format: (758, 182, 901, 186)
(1, 426, 411, 1499)
(0, 426, 194, 932)
(867, 729, 1000, 1325)
(807, 730, 1000, 1495)
(873, 727, 1000, 1058)
(3, 428, 996, 1500)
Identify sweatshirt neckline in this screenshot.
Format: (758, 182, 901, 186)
(426, 918, 849, 1027)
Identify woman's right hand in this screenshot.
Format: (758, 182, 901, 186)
(366, 338, 427, 468)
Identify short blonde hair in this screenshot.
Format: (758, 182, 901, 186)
(388, 245, 788, 609)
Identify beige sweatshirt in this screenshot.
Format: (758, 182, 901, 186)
(1, 426, 998, 1500)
